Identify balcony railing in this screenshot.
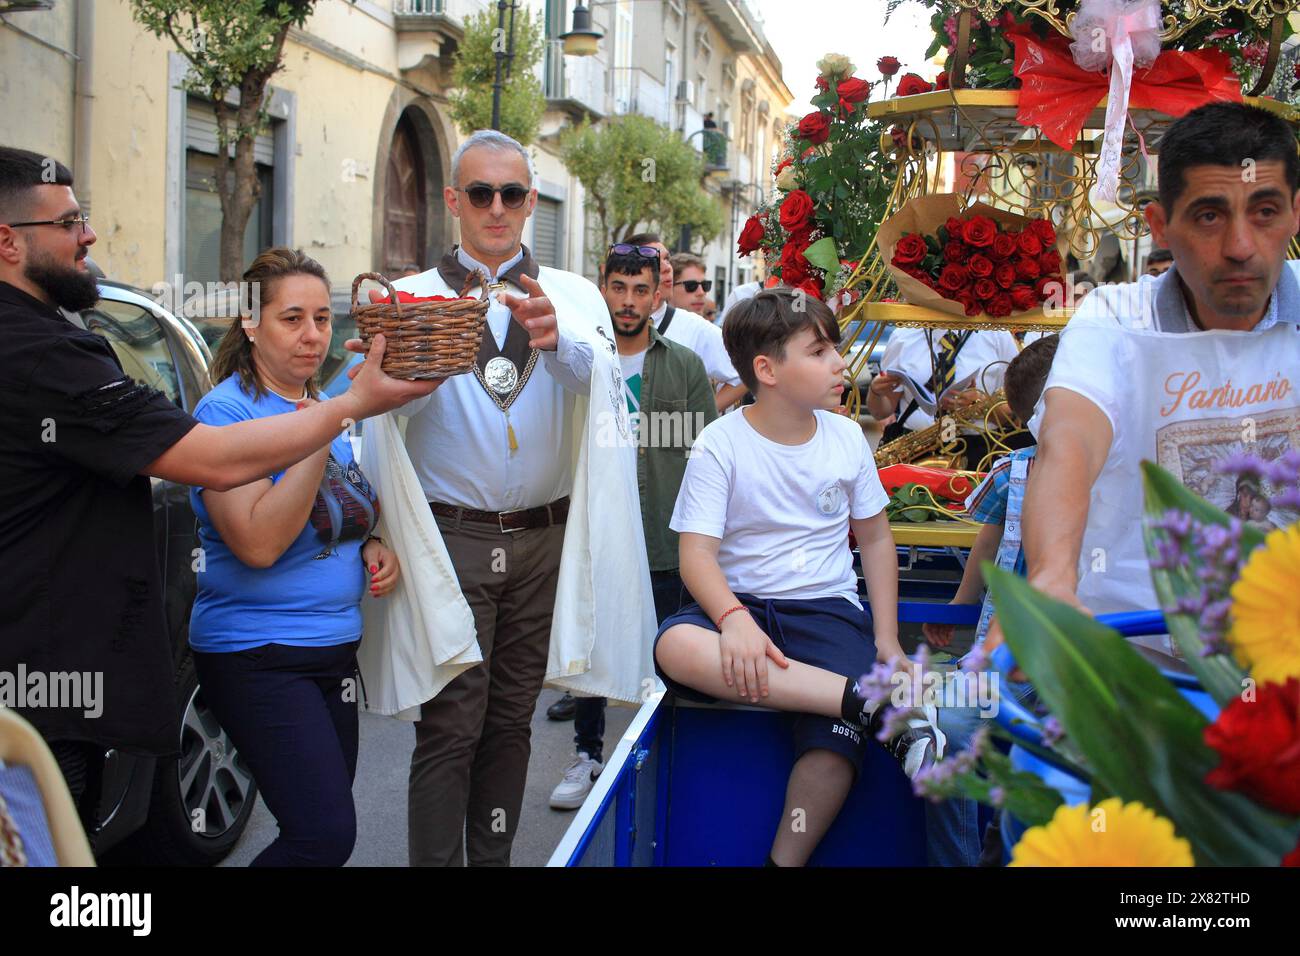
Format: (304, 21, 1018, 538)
(393, 0, 484, 19)
(611, 68, 671, 127)
(544, 39, 609, 118)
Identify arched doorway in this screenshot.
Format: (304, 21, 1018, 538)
(383, 113, 427, 275)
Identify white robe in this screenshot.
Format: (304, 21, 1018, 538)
(356, 266, 659, 718)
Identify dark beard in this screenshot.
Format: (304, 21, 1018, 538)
(612, 313, 648, 338)
(24, 250, 99, 312)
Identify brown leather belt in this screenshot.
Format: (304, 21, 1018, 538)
(429, 496, 569, 533)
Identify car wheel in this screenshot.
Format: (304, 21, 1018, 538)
(112, 653, 257, 865)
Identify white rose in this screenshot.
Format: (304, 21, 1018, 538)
(817, 53, 855, 79)
(776, 165, 800, 192)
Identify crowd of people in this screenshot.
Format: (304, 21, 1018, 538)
(2, 97, 1298, 867)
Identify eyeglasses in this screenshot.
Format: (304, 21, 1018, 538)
(6, 214, 92, 235)
(456, 185, 530, 209)
(679, 279, 712, 293)
(608, 243, 661, 264)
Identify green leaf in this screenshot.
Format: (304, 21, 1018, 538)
(981, 64, 1015, 85)
(987, 565, 1299, 865)
(1139, 461, 1257, 706)
(802, 236, 841, 275)
(925, 35, 944, 61)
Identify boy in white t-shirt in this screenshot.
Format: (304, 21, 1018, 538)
(654, 289, 944, 867)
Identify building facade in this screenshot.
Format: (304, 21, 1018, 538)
(535, 0, 792, 300)
(0, 0, 789, 332)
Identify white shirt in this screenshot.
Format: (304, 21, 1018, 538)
(1030, 262, 1300, 654)
(653, 302, 742, 386)
(719, 280, 761, 326)
(878, 327, 1021, 432)
(619, 349, 646, 440)
(671, 408, 889, 607)
(396, 248, 595, 512)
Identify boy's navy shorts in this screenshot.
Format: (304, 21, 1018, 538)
(654, 593, 877, 772)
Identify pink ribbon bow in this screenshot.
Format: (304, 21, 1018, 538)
(1069, 0, 1163, 202)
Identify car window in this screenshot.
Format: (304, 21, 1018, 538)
(81, 299, 184, 406)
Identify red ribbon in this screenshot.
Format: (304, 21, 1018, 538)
(391, 290, 466, 303)
(1010, 26, 1242, 151)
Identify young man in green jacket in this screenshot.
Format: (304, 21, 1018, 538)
(549, 242, 718, 809)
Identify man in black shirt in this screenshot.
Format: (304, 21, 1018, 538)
(0, 147, 439, 805)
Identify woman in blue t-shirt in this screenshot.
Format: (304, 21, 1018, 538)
(189, 248, 398, 866)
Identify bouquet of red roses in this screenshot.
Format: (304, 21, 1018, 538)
(880, 194, 1064, 319)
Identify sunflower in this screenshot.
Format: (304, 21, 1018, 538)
(1009, 798, 1195, 867)
(1229, 524, 1300, 684)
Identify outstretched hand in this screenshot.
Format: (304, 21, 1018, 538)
(340, 333, 443, 415)
(498, 274, 559, 351)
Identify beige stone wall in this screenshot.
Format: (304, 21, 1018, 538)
(3, 0, 792, 294)
(84, 1, 175, 287)
(2, 0, 467, 292)
(0, 4, 77, 178)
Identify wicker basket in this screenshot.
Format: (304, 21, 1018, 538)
(351, 270, 490, 380)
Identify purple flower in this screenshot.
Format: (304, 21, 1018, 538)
(876, 705, 914, 744)
(968, 725, 991, 760)
(1214, 452, 1267, 482)
(1153, 509, 1194, 539)
(1270, 488, 1300, 511)
(1265, 449, 1300, 484)
(855, 660, 899, 713)
(1041, 715, 1065, 746)
(988, 786, 1006, 807)
(961, 644, 991, 673)
(1149, 508, 1249, 659)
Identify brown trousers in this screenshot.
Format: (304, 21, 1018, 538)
(407, 513, 565, 866)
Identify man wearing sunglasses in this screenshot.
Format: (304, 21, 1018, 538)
(362, 130, 655, 867)
(670, 252, 712, 315)
(623, 234, 748, 413)
(0, 147, 438, 813)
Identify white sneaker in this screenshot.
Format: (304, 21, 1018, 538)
(870, 703, 948, 780)
(548, 752, 603, 810)
(891, 704, 948, 779)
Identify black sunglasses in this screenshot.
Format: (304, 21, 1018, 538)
(457, 184, 530, 209)
(679, 279, 712, 293)
(608, 243, 661, 263)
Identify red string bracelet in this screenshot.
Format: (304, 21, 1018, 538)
(715, 604, 748, 630)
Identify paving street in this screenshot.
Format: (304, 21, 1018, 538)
(220, 689, 637, 867)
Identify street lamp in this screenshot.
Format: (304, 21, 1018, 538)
(560, 3, 603, 57)
(490, 1, 518, 131)
(493, 2, 604, 130)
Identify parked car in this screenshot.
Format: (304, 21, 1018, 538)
(74, 280, 257, 865)
(842, 321, 893, 389)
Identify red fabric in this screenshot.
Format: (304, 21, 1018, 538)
(1011, 27, 1242, 151)
(878, 464, 979, 504)
(391, 290, 467, 303)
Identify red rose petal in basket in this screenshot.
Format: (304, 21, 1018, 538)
(392, 290, 473, 303)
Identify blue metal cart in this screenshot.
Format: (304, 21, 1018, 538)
(549, 563, 1199, 866)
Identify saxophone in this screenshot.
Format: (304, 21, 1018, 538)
(873, 389, 1016, 470)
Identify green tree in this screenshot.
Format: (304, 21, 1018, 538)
(560, 115, 725, 261)
(132, 0, 316, 281)
(448, 6, 546, 145)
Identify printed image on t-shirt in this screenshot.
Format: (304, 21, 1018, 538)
(1155, 408, 1300, 532)
(816, 484, 846, 516)
(309, 454, 381, 555)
